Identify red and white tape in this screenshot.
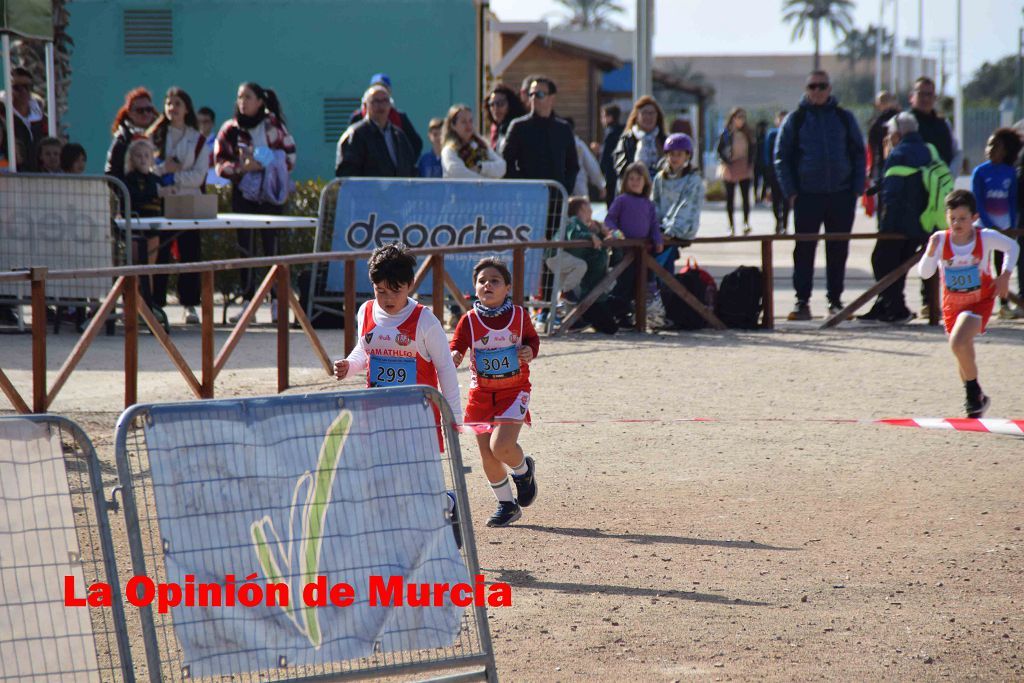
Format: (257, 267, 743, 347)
(876, 418, 1024, 437)
(457, 417, 1024, 438)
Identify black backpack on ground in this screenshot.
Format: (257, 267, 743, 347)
(715, 266, 763, 329)
(660, 269, 713, 330)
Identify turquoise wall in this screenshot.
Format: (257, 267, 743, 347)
(66, 0, 477, 180)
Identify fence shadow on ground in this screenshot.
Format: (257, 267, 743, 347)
(515, 524, 800, 551)
(487, 568, 772, 607)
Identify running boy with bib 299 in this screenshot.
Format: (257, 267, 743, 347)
(333, 243, 462, 422)
(918, 190, 1019, 418)
(451, 258, 539, 527)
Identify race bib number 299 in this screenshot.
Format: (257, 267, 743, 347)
(369, 355, 416, 387)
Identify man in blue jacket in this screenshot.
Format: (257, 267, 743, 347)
(775, 70, 866, 320)
(859, 113, 930, 324)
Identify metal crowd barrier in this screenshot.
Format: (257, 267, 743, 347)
(0, 414, 134, 681)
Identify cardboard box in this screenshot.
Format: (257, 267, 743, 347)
(164, 194, 219, 219)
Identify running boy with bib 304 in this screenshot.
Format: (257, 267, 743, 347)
(451, 258, 539, 527)
(918, 190, 1019, 417)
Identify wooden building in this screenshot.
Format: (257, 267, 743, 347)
(490, 22, 621, 144)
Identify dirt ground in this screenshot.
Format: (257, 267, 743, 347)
(3, 206, 1023, 681)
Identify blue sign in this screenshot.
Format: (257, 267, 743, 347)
(325, 179, 551, 296)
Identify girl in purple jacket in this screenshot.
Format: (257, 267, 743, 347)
(605, 161, 664, 325)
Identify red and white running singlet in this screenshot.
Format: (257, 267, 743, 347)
(467, 306, 531, 393)
(361, 302, 438, 390)
(939, 229, 997, 334)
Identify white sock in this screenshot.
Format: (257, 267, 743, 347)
(490, 476, 515, 503)
(510, 455, 529, 477)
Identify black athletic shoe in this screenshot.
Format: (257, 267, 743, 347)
(512, 456, 537, 508)
(446, 491, 463, 550)
(880, 307, 915, 325)
(857, 301, 886, 323)
(486, 501, 522, 527)
(965, 393, 991, 419)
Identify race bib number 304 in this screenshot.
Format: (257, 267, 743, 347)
(369, 355, 416, 387)
(476, 346, 520, 379)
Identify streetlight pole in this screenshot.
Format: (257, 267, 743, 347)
(890, 0, 899, 93)
(955, 0, 963, 158)
(875, 0, 886, 96)
(633, 0, 653, 100)
(916, 0, 924, 78)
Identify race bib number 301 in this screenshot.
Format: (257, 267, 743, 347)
(944, 263, 981, 292)
(369, 355, 416, 387)
(476, 346, 520, 379)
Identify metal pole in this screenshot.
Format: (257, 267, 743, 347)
(633, 0, 652, 99)
(916, 0, 924, 78)
(2, 34, 18, 172)
(44, 42, 56, 136)
(954, 0, 964, 153)
(891, 0, 899, 94)
(875, 0, 885, 96)
(1018, 26, 1023, 120)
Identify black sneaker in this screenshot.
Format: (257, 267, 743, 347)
(787, 302, 811, 321)
(486, 501, 522, 527)
(880, 307, 915, 325)
(446, 491, 462, 550)
(512, 456, 537, 508)
(857, 302, 886, 323)
(827, 300, 845, 316)
(965, 393, 990, 419)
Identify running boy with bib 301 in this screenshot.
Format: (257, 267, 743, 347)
(918, 190, 1019, 417)
(451, 258, 539, 527)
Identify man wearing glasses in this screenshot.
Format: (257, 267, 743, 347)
(502, 77, 580, 313)
(502, 77, 579, 195)
(774, 70, 866, 321)
(0, 67, 50, 171)
(909, 77, 953, 169)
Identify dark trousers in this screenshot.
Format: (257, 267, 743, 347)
(768, 170, 789, 232)
(870, 232, 923, 312)
(232, 187, 283, 300)
(724, 179, 751, 228)
(135, 233, 172, 309)
(175, 230, 202, 307)
(993, 231, 1024, 301)
(539, 192, 565, 304)
(792, 190, 856, 304)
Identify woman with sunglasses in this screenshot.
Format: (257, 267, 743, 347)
(484, 84, 526, 153)
(105, 87, 158, 181)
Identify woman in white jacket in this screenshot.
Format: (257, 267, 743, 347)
(147, 87, 210, 324)
(440, 104, 506, 179)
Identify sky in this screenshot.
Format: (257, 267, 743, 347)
(488, 0, 1019, 89)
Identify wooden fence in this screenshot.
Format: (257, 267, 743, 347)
(1, 231, 1020, 414)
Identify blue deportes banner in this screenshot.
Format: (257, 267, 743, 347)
(141, 390, 468, 677)
(325, 179, 551, 296)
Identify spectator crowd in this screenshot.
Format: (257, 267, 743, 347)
(3, 65, 1024, 331)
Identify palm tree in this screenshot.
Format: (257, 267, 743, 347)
(553, 0, 625, 30)
(782, 0, 855, 70)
